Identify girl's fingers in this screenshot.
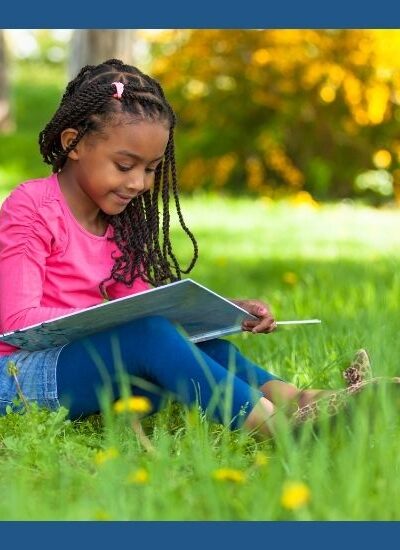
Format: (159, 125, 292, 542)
(242, 322, 256, 331)
(239, 299, 276, 333)
(252, 320, 276, 333)
(253, 321, 277, 333)
(242, 317, 277, 333)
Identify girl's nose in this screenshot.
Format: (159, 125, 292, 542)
(128, 170, 146, 193)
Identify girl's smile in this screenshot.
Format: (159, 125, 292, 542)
(112, 191, 136, 205)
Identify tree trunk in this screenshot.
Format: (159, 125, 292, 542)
(69, 30, 136, 80)
(0, 30, 13, 133)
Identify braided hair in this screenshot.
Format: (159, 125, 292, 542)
(39, 59, 198, 297)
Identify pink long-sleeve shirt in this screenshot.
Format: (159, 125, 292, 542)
(0, 173, 149, 356)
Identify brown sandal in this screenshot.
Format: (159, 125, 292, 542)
(343, 349, 372, 387)
(293, 376, 400, 425)
(293, 349, 372, 424)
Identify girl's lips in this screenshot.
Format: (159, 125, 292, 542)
(113, 192, 134, 204)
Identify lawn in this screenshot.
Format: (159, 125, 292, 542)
(0, 195, 399, 520)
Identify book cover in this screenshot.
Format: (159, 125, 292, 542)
(0, 279, 257, 351)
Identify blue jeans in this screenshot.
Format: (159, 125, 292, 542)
(0, 346, 62, 414)
(57, 316, 281, 429)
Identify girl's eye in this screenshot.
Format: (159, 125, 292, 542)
(116, 164, 132, 172)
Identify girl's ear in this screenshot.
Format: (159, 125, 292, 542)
(60, 128, 80, 161)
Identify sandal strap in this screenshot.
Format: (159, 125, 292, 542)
(343, 349, 372, 387)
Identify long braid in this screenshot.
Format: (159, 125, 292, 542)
(168, 133, 199, 273)
(161, 140, 181, 278)
(39, 59, 198, 294)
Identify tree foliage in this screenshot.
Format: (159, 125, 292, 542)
(145, 30, 400, 201)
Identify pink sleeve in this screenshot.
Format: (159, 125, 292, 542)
(0, 190, 80, 332)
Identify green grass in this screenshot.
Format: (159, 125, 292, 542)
(1, 196, 400, 520)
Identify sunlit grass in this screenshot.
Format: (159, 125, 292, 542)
(0, 197, 399, 520)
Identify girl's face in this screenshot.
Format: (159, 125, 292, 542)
(61, 117, 170, 216)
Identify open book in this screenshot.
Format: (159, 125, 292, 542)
(0, 279, 321, 352)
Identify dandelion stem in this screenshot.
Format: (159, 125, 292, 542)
(7, 361, 31, 411)
(131, 419, 155, 454)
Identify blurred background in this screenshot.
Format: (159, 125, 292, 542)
(1, 28, 400, 206)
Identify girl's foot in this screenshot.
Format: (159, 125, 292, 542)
(293, 349, 371, 425)
(293, 376, 400, 425)
(292, 384, 361, 424)
(290, 349, 372, 417)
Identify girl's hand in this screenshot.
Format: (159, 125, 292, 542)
(231, 299, 277, 334)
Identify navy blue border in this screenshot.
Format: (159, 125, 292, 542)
(2, 0, 400, 28)
(2, 521, 400, 549)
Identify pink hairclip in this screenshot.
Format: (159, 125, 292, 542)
(112, 81, 124, 100)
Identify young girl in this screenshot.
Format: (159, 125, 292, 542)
(0, 59, 370, 437)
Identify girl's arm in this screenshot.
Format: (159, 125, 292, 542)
(1, 304, 81, 333)
(0, 192, 81, 333)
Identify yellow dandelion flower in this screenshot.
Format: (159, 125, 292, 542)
(113, 400, 126, 413)
(94, 447, 119, 465)
(113, 396, 152, 414)
(212, 468, 246, 483)
(127, 468, 149, 485)
(282, 272, 299, 285)
(281, 481, 311, 510)
(254, 452, 269, 467)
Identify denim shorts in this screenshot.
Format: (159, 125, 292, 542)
(0, 346, 64, 415)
